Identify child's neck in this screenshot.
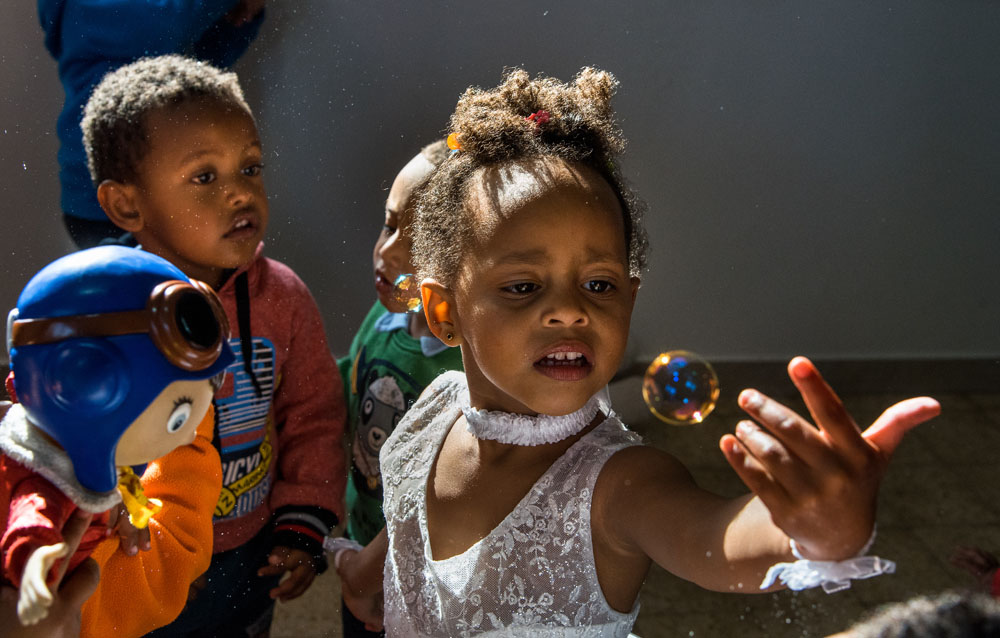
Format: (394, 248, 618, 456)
(214, 268, 238, 291)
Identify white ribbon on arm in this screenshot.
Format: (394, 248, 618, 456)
(323, 536, 364, 571)
(760, 526, 895, 593)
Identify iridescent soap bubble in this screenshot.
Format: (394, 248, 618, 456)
(642, 350, 720, 425)
(392, 273, 422, 313)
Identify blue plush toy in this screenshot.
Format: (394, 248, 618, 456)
(1, 246, 234, 625)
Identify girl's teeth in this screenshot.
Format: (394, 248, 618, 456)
(544, 352, 583, 362)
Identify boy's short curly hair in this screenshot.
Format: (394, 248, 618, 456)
(82, 54, 252, 186)
(410, 68, 648, 287)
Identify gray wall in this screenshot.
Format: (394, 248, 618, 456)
(2, 2, 998, 364)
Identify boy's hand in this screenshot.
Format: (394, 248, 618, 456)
(337, 550, 384, 633)
(106, 503, 151, 556)
(186, 574, 209, 602)
(258, 546, 316, 601)
(720, 356, 940, 561)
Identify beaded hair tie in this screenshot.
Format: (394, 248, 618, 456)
(526, 110, 551, 126)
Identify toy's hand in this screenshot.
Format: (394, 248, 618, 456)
(18, 543, 69, 624)
(2, 560, 98, 637)
(107, 503, 151, 556)
(15, 510, 97, 626)
(337, 550, 385, 633)
(258, 546, 316, 601)
(720, 356, 940, 561)
(4, 511, 97, 634)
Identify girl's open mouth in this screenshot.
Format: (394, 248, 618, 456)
(374, 271, 394, 295)
(534, 351, 593, 380)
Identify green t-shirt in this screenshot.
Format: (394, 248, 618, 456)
(338, 302, 464, 544)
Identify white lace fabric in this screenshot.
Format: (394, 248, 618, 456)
(381, 371, 642, 637)
(462, 386, 612, 446)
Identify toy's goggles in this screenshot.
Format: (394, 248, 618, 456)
(10, 280, 230, 372)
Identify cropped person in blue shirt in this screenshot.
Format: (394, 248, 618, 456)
(38, 0, 264, 248)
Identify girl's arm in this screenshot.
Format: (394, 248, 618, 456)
(598, 357, 940, 594)
(596, 445, 791, 595)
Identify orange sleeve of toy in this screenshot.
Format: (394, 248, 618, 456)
(80, 406, 222, 638)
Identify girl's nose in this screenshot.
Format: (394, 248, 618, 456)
(542, 289, 589, 327)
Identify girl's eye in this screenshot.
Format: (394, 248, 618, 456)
(192, 172, 216, 185)
(382, 224, 397, 235)
(504, 282, 539, 295)
(167, 398, 193, 433)
(585, 280, 614, 294)
(243, 163, 263, 177)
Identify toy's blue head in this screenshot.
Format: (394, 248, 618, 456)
(7, 246, 234, 493)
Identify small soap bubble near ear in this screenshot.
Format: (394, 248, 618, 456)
(392, 274, 422, 313)
(642, 350, 719, 425)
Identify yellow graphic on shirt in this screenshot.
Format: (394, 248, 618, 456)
(215, 428, 273, 517)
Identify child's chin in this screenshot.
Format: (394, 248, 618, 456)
(377, 294, 408, 314)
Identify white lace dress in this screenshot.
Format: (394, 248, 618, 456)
(381, 371, 642, 637)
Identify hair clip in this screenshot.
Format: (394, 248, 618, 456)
(526, 110, 551, 127)
(447, 132, 462, 153)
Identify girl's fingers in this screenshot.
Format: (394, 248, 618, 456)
(719, 433, 791, 508)
(861, 396, 941, 456)
(748, 357, 938, 462)
(737, 388, 832, 468)
(731, 417, 828, 502)
(786, 357, 865, 451)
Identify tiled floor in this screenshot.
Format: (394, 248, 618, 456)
(271, 361, 1000, 637)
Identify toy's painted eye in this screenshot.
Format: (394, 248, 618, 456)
(167, 398, 193, 433)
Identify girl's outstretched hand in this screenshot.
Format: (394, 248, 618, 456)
(719, 356, 940, 561)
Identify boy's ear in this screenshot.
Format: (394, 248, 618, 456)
(96, 180, 143, 232)
(420, 279, 461, 347)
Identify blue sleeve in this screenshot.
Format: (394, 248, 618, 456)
(190, 8, 264, 67)
(55, 1, 259, 63)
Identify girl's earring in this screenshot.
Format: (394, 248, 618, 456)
(445, 332, 454, 342)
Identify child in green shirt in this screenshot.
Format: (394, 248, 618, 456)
(336, 140, 462, 636)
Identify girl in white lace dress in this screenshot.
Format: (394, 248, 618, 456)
(335, 68, 941, 637)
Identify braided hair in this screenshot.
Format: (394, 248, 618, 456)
(410, 68, 648, 287)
